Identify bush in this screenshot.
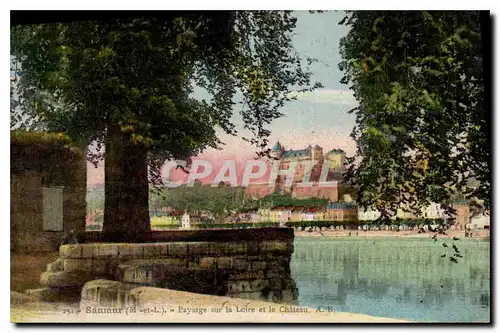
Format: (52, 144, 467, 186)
(285, 220, 359, 229)
(151, 222, 280, 230)
(11, 130, 83, 176)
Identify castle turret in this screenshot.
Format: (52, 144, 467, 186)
(312, 144, 323, 161)
(271, 141, 284, 159)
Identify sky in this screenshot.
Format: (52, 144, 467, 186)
(87, 11, 358, 186)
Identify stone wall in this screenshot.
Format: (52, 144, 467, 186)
(11, 144, 86, 253)
(38, 239, 297, 303)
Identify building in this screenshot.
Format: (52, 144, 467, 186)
(11, 131, 87, 252)
(271, 142, 346, 181)
(469, 212, 490, 229)
(302, 207, 324, 221)
(270, 206, 293, 225)
(453, 201, 470, 229)
(358, 207, 382, 222)
(245, 142, 344, 201)
(181, 213, 191, 229)
(257, 208, 272, 222)
(420, 202, 441, 219)
(326, 202, 358, 221)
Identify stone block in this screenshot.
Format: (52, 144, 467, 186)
(120, 265, 154, 284)
(46, 259, 63, 272)
(24, 288, 49, 300)
(282, 278, 296, 290)
(217, 257, 233, 269)
(267, 290, 282, 303)
(187, 242, 210, 256)
(209, 243, 229, 255)
(232, 258, 248, 270)
(40, 271, 90, 289)
(227, 281, 243, 293)
(117, 264, 134, 282)
(260, 241, 289, 254)
(125, 258, 186, 269)
(64, 259, 92, 273)
(240, 281, 251, 292)
(251, 261, 267, 271)
(188, 262, 200, 269)
(92, 259, 108, 275)
(117, 244, 132, 258)
(130, 244, 145, 258)
(249, 279, 269, 292)
(162, 259, 188, 268)
(282, 289, 295, 303)
(268, 277, 282, 290)
(159, 244, 169, 256)
(143, 244, 163, 258)
(80, 244, 95, 258)
(98, 244, 118, 257)
(228, 271, 264, 280)
(199, 257, 216, 269)
(60, 244, 82, 259)
(265, 268, 279, 279)
(81, 279, 137, 308)
(246, 241, 260, 255)
(228, 242, 247, 254)
(167, 242, 188, 257)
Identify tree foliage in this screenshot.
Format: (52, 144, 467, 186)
(150, 183, 246, 219)
(11, 12, 321, 236)
(11, 12, 321, 175)
(339, 11, 489, 219)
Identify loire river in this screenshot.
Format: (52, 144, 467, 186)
(291, 237, 490, 322)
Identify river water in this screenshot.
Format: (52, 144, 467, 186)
(291, 237, 490, 322)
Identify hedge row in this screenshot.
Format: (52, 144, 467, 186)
(152, 222, 280, 230)
(11, 130, 72, 146)
(11, 130, 83, 175)
(285, 220, 358, 228)
(285, 218, 447, 229)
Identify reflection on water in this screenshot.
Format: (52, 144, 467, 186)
(291, 237, 490, 322)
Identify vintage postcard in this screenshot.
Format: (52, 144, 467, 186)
(10, 9, 490, 323)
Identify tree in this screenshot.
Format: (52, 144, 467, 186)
(338, 11, 489, 220)
(11, 12, 321, 239)
(150, 184, 246, 220)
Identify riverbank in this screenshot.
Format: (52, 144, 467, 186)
(294, 229, 490, 240)
(11, 284, 409, 323)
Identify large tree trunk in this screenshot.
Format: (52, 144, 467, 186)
(103, 123, 151, 240)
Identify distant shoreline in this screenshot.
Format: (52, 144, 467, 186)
(294, 229, 490, 240)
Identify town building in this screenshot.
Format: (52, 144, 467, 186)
(420, 202, 445, 219)
(453, 201, 470, 229)
(325, 202, 358, 221)
(358, 207, 382, 222)
(469, 211, 490, 230)
(244, 142, 344, 201)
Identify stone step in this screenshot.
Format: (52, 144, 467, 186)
(46, 258, 64, 272)
(24, 287, 81, 303)
(40, 271, 93, 289)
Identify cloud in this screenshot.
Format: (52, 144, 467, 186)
(290, 89, 358, 106)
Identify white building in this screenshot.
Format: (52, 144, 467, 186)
(358, 208, 381, 221)
(181, 213, 191, 229)
(421, 202, 445, 219)
(469, 212, 490, 229)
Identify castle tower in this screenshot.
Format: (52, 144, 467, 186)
(311, 144, 323, 162)
(271, 141, 284, 159)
